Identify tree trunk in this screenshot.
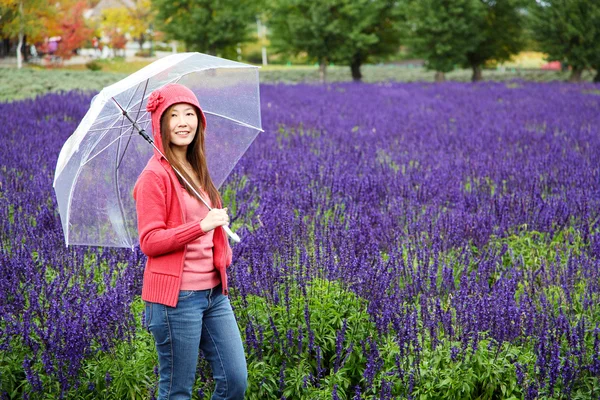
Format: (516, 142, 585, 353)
(137, 34, 145, 50)
(16, 32, 24, 69)
(319, 59, 327, 84)
(593, 68, 600, 83)
(16, 0, 23, 69)
(471, 65, 483, 82)
(22, 34, 28, 62)
(434, 71, 445, 82)
(568, 67, 583, 83)
(350, 57, 362, 82)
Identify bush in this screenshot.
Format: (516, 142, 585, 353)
(236, 278, 382, 399)
(134, 49, 153, 58)
(85, 60, 102, 71)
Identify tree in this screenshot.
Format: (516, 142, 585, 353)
(530, 0, 600, 82)
(151, 0, 258, 57)
(342, 0, 404, 82)
(268, 0, 347, 82)
(0, 0, 52, 68)
(404, 0, 485, 82)
(114, 0, 154, 50)
(51, 1, 92, 60)
(463, 0, 529, 82)
(268, 0, 404, 82)
(101, 7, 137, 54)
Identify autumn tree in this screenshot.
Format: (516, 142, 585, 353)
(0, 0, 53, 68)
(111, 0, 154, 50)
(51, 1, 92, 60)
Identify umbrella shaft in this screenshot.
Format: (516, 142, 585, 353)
(150, 142, 213, 211)
(125, 113, 153, 144)
(113, 98, 153, 144)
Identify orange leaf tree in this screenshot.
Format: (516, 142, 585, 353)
(51, 0, 92, 60)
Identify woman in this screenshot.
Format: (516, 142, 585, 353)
(134, 83, 247, 400)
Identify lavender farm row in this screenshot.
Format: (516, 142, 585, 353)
(1, 82, 600, 398)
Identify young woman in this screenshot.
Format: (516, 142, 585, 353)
(134, 83, 247, 400)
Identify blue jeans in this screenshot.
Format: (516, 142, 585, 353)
(145, 285, 247, 400)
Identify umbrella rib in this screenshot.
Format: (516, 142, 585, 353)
(202, 111, 264, 132)
(169, 72, 263, 132)
(115, 80, 151, 170)
(133, 79, 150, 125)
(64, 115, 135, 245)
(113, 92, 143, 248)
(113, 79, 150, 170)
(115, 84, 144, 171)
(81, 132, 138, 167)
(86, 118, 151, 134)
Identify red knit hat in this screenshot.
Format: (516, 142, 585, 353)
(146, 83, 207, 147)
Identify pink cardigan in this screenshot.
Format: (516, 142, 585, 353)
(133, 155, 232, 307)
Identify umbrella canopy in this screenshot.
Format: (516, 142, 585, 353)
(53, 52, 262, 248)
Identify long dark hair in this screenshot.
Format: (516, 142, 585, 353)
(160, 104, 221, 208)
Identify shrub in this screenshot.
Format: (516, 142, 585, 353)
(85, 60, 102, 71)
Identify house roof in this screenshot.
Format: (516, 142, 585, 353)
(87, 0, 136, 19)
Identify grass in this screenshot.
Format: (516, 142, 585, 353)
(1, 61, 598, 103)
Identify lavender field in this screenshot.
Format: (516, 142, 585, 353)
(1, 82, 600, 399)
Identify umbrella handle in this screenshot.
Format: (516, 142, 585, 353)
(223, 225, 241, 243)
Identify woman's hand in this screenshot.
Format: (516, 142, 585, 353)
(200, 208, 230, 232)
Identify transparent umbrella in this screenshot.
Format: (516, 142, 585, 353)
(53, 52, 262, 248)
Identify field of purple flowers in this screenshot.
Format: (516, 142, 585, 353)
(1, 82, 600, 399)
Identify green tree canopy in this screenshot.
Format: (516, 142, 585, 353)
(267, 0, 404, 82)
(405, 0, 529, 82)
(267, 0, 347, 82)
(151, 0, 259, 57)
(530, 0, 600, 82)
(464, 0, 529, 81)
(405, 0, 485, 81)
(336, 0, 404, 81)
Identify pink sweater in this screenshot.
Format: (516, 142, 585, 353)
(180, 187, 220, 290)
(133, 155, 232, 307)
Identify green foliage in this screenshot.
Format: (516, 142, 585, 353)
(236, 278, 381, 399)
(0, 0, 53, 42)
(267, 0, 348, 65)
(0, 339, 29, 398)
(415, 339, 528, 399)
(64, 298, 157, 400)
(496, 226, 585, 272)
(464, 0, 529, 77)
(404, 0, 485, 73)
(267, 0, 404, 80)
(0, 296, 156, 400)
(151, 0, 260, 56)
(85, 60, 102, 71)
(529, 0, 600, 74)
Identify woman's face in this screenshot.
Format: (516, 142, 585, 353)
(166, 103, 198, 150)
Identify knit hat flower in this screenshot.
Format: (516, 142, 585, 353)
(146, 91, 165, 112)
